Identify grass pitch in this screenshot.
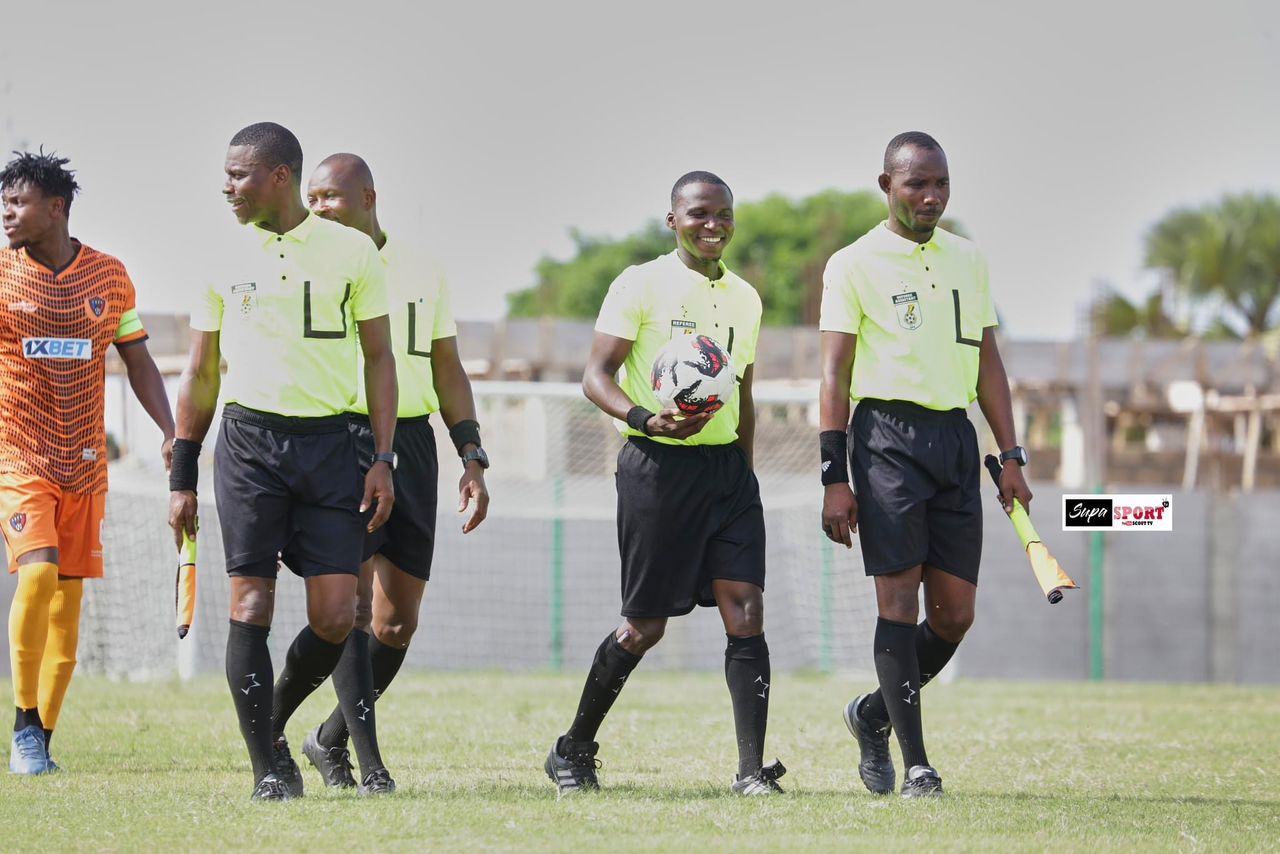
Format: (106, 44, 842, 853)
(0, 673, 1276, 853)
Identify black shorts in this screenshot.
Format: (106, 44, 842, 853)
(350, 414, 439, 580)
(616, 437, 766, 618)
(214, 404, 365, 578)
(849, 398, 983, 584)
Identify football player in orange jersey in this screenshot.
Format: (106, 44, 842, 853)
(0, 150, 175, 774)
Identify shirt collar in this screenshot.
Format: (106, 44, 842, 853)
(253, 211, 318, 247)
(667, 249, 728, 284)
(875, 220, 940, 255)
(19, 240, 85, 277)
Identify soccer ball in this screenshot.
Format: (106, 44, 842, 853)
(650, 334, 736, 415)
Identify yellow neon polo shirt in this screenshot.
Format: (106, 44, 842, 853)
(351, 234, 457, 418)
(191, 213, 388, 417)
(595, 251, 762, 446)
(819, 222, 997, 411)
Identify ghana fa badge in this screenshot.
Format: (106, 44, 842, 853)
(894, 291, 922, 330)
(231, 282, 258, 316)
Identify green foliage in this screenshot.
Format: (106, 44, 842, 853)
(1144, 193, 1280, 338)
(508, 190, 920, 325)
(507, 223, 673, 320)
(1093, 288, 1190, 339)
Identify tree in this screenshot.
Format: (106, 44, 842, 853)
(1092, 286, 1187, 339)
(1145, 194, 1280, 338)
(506, 224, 672, 320)
(506, 189, 941, 325)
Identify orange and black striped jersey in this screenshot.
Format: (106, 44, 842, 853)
(0, 243, 148, 494)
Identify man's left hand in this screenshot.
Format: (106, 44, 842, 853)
(999, 462, 1033, 514)
(361, 462, 396, 532)
(458, 466, 489, 533)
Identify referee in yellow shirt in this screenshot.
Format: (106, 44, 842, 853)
(298, 153, 490, 790)
(545, 172, 784, 797)
(818, 132, 1031, 798)
(167, 123, 398, 801)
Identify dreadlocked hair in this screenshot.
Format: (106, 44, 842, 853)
(0, 149, 80, 215)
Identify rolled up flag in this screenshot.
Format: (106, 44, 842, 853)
(984, 455, 1079, 604)
(176, 530, 197, 639)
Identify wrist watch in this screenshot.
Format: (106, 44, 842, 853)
(461, 447, 490, 469)
(371, 451, 397, 470)
(999, 446, 1029, 466)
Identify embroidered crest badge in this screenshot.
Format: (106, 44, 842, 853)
(894, 291, 923, 330)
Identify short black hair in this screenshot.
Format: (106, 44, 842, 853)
(229, 122, 303, 180)
(671, 170, 732, 208)
(884, 131, 943, 172)
(0, 149, 80, 215)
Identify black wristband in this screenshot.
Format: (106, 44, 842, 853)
(448, 420, 482, 456)
(626, 406, 656, 436)
(169, 438, 201, 493)
(819, 429, 849, 486)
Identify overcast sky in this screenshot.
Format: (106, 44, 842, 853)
(2, 0, 1275, 340)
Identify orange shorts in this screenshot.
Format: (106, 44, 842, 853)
(0, 472, 105, 578)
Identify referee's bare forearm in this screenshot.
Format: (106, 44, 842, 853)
(735, 364, 756, 467)
(175, 330, 222, 444)
(358, 315, 398, 453)
(432, 336, 478, 436)
(818, 331, 856, 431)
(975, 327, 1018, 450)
(582, 331, 639, 420)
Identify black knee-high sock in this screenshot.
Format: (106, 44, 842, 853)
(317, 634, 409, 749)
(271, 626, 346, 738)
(873, 617, 929, 769)
(725, 633, 771, 778)
(862, 620, 960, 725)
(563, 632, 641, 744)
(326, 631, 384, 777)
(226, 620, 273, 782)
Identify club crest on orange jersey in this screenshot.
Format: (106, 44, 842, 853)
(86, 296, 106, 319)
(9, 513, 26, 533)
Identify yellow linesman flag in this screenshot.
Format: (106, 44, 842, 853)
(176, 531, 197, 638)
(984, 456, 1079, 604)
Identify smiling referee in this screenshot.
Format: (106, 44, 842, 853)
(818, 132, 1031, 798)
(544, 172, 783, 797)
(297, 153, 491, 794)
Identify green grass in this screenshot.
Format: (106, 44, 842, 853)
(0, 674, 1276, 852)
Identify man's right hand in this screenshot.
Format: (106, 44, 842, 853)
(645, 408, 711, 440)
(168, 490, 198, 552)
(822, 482, 858, 548)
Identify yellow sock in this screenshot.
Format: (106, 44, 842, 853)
(8, 561, 58, 711)
(38, 578, 83, 732)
